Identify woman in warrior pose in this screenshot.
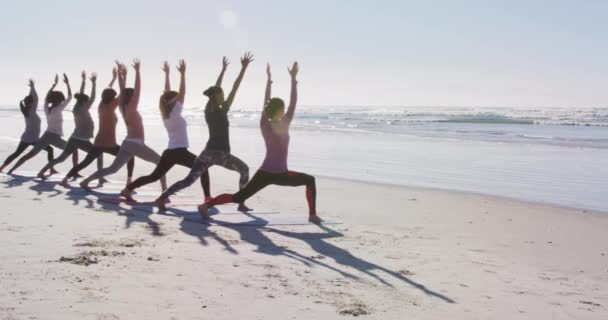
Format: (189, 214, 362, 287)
(198, 62, 321, 224)
(119, 60, 210, 202)
(8, 74, 76, 174)
(60, 67, 134, 187)
(154, 53, 254, 212)
(78, 60, 166, 191)
(0, 80, 56, 173)
(37, 71, 104, 181)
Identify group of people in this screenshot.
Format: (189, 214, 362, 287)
(0, 53, 321, 224)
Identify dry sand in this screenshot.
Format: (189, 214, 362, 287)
(0, 137, 607, 319)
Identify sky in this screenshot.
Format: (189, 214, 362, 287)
(0, 0, 607, 108)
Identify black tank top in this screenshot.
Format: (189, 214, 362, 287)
(205, 109, 230, 152)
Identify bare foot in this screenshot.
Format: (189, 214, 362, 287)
(79, 181, 92, 192)
(237, 203, 252, 213)
(308, 215, 323, 225)
(59, 179, 70, 188)
(155, 198, 167, 211)
(197, 204, 211, 219)
(36, 172, 47, 180)
(50, 168, 59, 175)
(120, 188, 134, 202)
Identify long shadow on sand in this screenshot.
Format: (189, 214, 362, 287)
(2, 174, 454, 303)
(176, 210, 455, 304)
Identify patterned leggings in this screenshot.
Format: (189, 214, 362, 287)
(157, 149, 248, 201)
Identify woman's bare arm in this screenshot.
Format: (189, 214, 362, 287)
(284, 62, 299, 121)
(215, 56, 229, 87)
(177, 59, 186, 104)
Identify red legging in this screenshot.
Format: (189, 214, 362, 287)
(206, 170, 316, 214)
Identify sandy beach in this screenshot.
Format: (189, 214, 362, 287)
(1, 126, 607, 319)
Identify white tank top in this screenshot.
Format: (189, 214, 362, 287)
(45, 96, 72, 136)
(163, 101, 189, 149)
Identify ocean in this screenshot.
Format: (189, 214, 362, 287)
(1, 105, 607, 212)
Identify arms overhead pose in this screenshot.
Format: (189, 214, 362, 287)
(154, 53, 254, 212)
(78, 60, 167, 192)
(118, 59, 211, 202)
(8, 74, 74, 174)
(0, 80, 56, 173)
(59, 66, 134, 187)
(36, 71, 104, 180)
(199, 62, 321, 224)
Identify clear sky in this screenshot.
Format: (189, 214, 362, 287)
(0, 0, 606, 108)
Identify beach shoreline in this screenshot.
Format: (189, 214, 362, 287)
(1, 110, 607, 319)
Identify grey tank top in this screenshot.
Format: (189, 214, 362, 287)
(21, 101, 41, 143)
(72, 103, 95, 139)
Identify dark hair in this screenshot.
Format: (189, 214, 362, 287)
(265, 98, 285, 119)
(20, 95, 34, 117)
(47, 91, 66, 104)
(74, 93, 90, 106)
(101, 88, 117, 104)
(159, 91, 178, 119)
(203, 86, 223, 98)
(121, 88, 135, 108)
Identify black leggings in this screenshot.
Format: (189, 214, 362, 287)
(126, 148, 210, 196)
(66, 145, 134, 179)
(2, 141, 54, 167)
(207, 170, 316, 214)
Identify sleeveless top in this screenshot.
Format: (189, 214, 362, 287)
(21, 98, 41, 143)
(259, 118, 290, 173)
(71, 101, 95, 140)
(204, 107, 230, 152)
(163, 101, 189, 149)
(45, 96, 72, 136)
(94, 102, 119, 147)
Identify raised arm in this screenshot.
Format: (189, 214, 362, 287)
(64, 73, 72, 99)
(46, 74, 59, 103)
(162, 61, 171, 92)
(116, 60, 126, 92)
(215, 56, 229, 87)
(264, 63, 272, 106)
(29, 79, 38, 105)
(108, 67, 117, 88)
(177, 59, 186, 104)
(284, 62, 299, 121)
(224, 51, 254, 111)
(131, 59, 141, 107)
(260, 64, 272, 126)
(88, 73, 97, 108)
(79, 71, 86, 95)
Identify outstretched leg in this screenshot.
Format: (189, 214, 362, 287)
(1, 141, 31, 172)
(7, 134, 53, 174)
(220, 153, 250, 212)
(37, 139, 78, 179)
(121, 149, 176, 201)
(274, 171, 318, 222)
(80, 148, 134, 191)
(199, 170, 272, 218)
(155, 150, 214, 210)
(124, 141, 165, 190)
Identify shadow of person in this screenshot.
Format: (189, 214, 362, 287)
(0, 173, 31, 189)
(59, 186, 166, 237)
(264, 225, 456, 304)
